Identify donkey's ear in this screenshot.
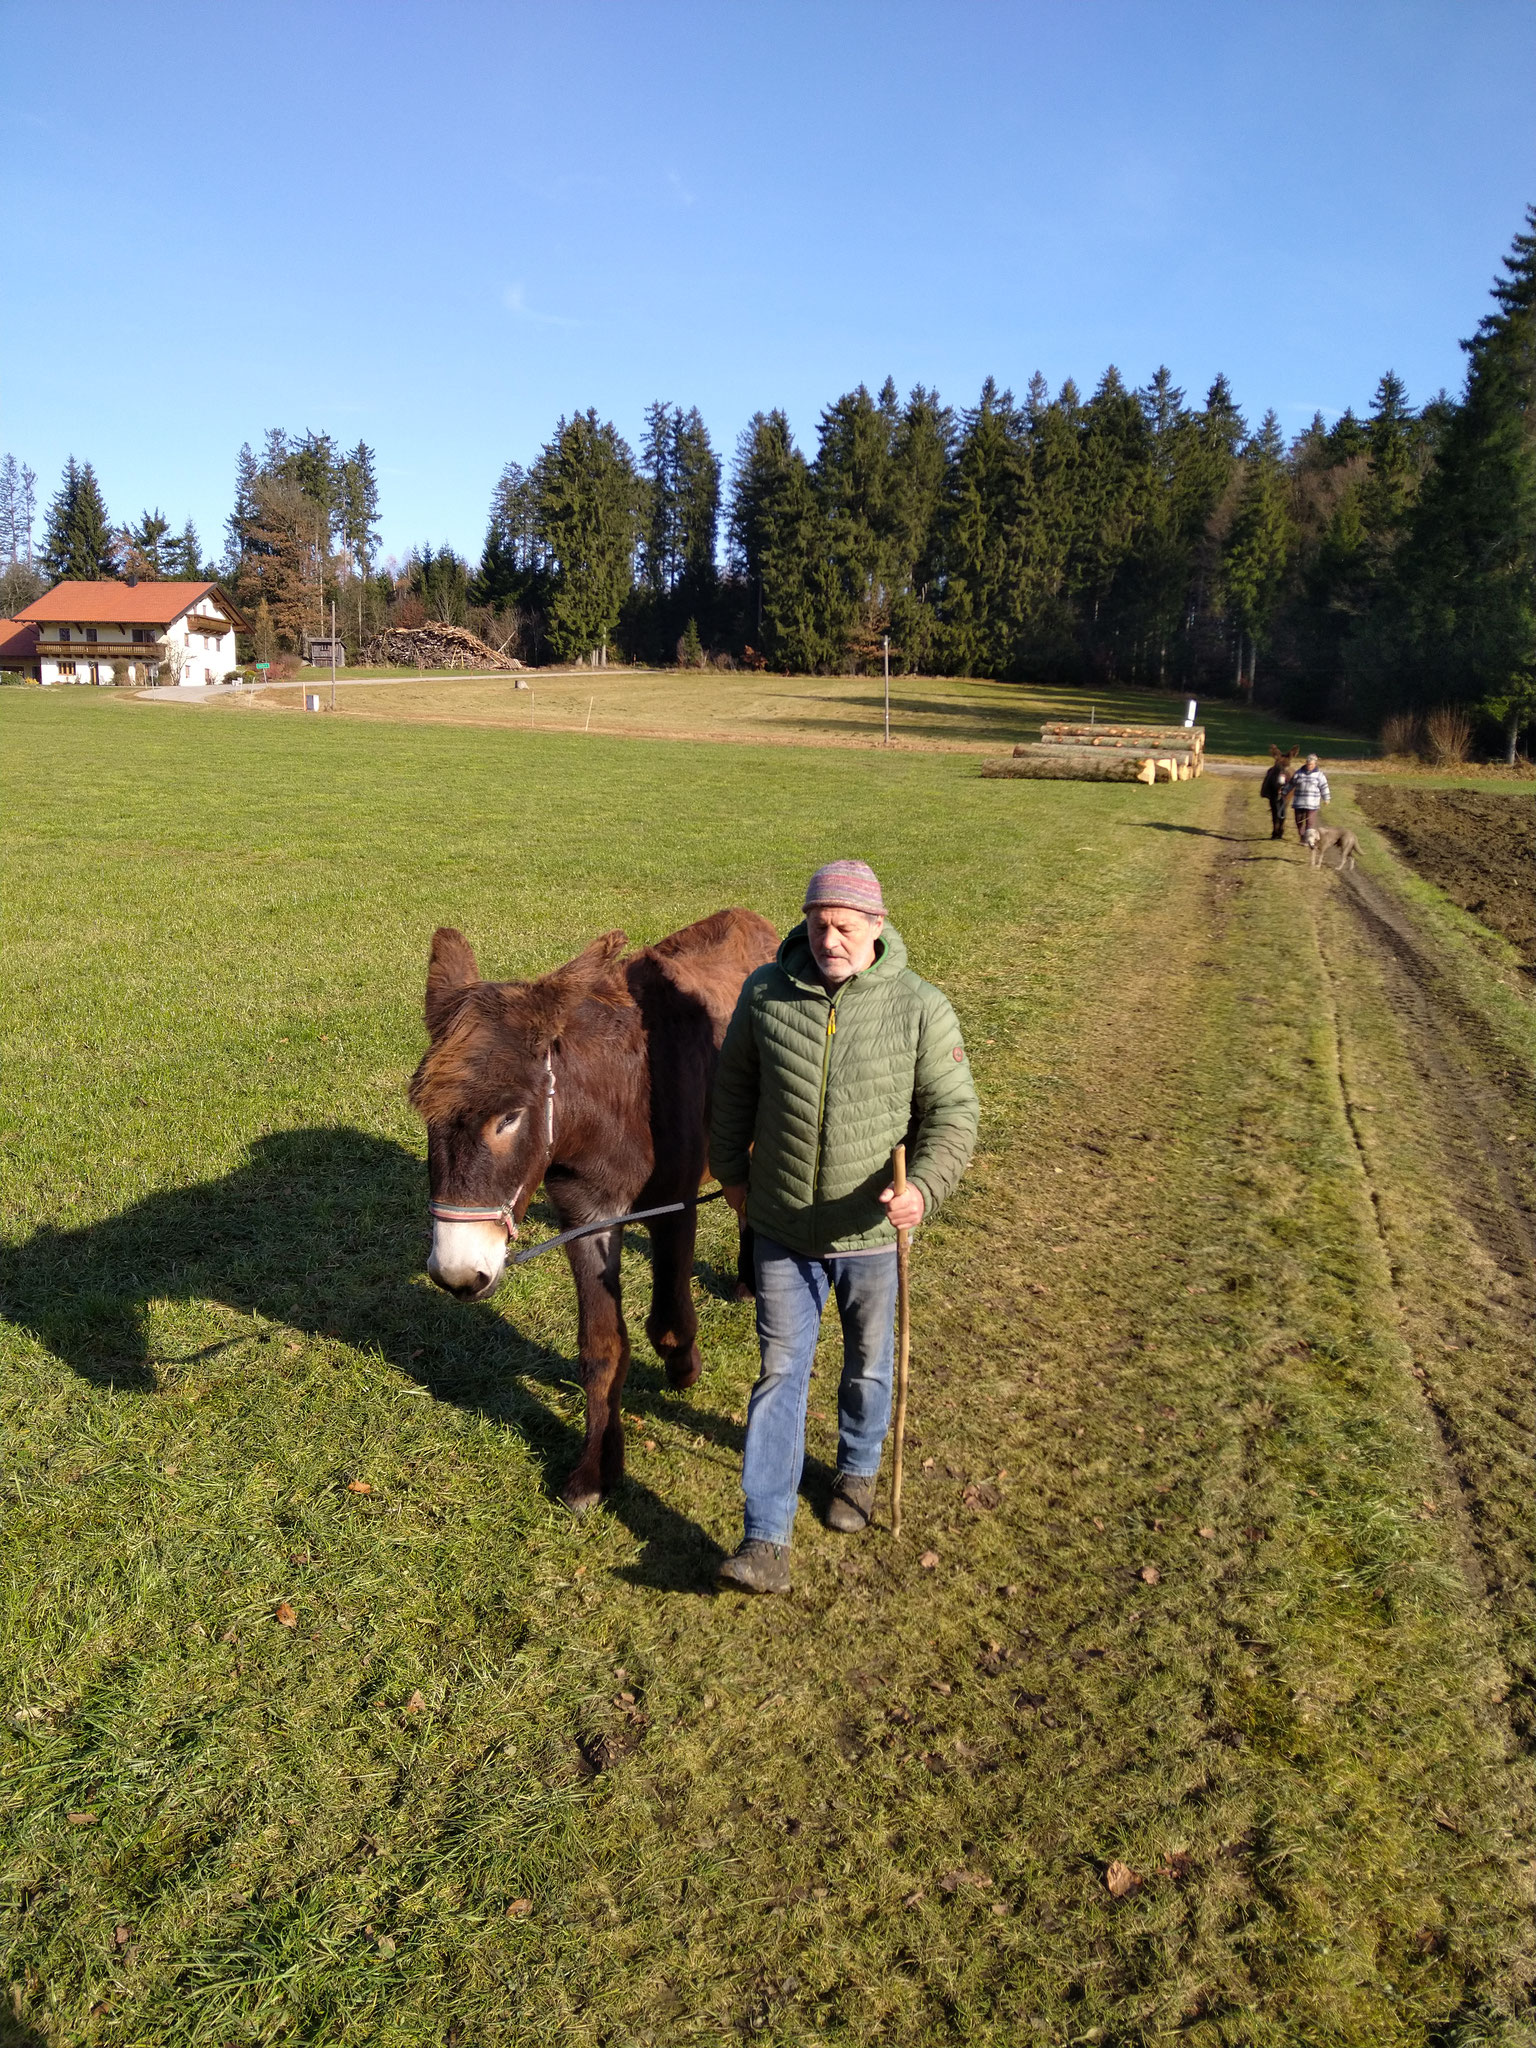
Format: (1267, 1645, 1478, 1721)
(519, 929, 629, 1045)
(566, 929, 628, 980)
(425, 926, 479, 1038)
(557, 929, 629, 1012)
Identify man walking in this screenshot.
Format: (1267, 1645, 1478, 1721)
(1290, 754, 1331, 843)
(709, 860, 979, 1594)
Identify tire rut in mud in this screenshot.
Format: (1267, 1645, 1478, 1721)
(1289, 789, 1536, 1741)
(1338, 864, 1535, 1280)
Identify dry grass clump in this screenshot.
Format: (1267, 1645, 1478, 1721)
(1424, 703, 1474, 763)
(1378, 710, 1423, 759)
(1379, 705, 1475, 765)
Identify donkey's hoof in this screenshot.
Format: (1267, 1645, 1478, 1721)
(666, 1349, 703, 1391)
(561, 1480, 604, 1517)
(732, 1281, 755, 1303)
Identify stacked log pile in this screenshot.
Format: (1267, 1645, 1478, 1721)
(360, 624, 524, 671)
(985, 719, 1206, 783)
(1040, 720, 1205, 765)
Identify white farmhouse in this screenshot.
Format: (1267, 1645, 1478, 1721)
(14, 580, 249, 686)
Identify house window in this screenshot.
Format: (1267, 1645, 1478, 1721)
(58, 661, 77, 678)
(85, 628, 99, 643)
(132, 628, 152, 644)
(59, 628, 71, 643)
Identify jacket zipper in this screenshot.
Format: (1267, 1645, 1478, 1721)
(810, 996, 838, 1202)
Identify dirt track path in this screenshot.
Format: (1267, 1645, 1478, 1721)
(548, 776, 1536, 2040)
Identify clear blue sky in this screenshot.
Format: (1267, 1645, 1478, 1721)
(4, 0, 1534, 567)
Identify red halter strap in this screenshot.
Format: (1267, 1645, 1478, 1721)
(428, 1199, 519, 1238)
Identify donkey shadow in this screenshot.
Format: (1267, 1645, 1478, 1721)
(1130, 821, 1255, 843)
(0, 1127, 742, 1592)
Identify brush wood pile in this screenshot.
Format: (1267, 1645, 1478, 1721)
(984, 720, 1206, 783)
(360, 624, 524, 672)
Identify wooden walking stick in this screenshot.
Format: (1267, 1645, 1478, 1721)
(890, 1144, 912, 1537)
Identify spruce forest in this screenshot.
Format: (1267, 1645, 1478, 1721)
(4, 206, 1534, 752)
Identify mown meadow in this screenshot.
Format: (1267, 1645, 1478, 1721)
(1, 692, 1530, 2047)
(246, 666, 1365, 762)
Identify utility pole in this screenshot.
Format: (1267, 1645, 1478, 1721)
(330, 599, 337, 711)
(883, 635, 890, 746)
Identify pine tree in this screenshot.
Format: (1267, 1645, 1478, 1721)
(885, 386, 954, 671)
(0, 454, 19, 563)
(170, 521, 205, 579)
(121, 510, 172, 579)
(758, 448, 846, 672)
(280, 433, 336, 539)
(728, 411, 845, 671)
(1070, 367, 1152, 649)
(1358, 371, 1418, 563)
(728, 412, 795, 644)
(671, 407, 720, 616)
(814, 382, 898, 656)
(1385, 207, 1536, 756)
(639, 400, 676, 598)
(679, 616, 704, 668)
(40, 458, 84, 582)
(940, 380, 1037, 677)
(536, 411, 643, 662)
(226, 443, 261, 575)
(1223, 412, 1295, 692)
(338, 443, 381, 577)
(636, 404, 719, 657)
(474, 459, 551, 611)
(41, 458, 117, 583)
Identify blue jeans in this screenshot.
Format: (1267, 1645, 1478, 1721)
(741, 1236, 899, 1545)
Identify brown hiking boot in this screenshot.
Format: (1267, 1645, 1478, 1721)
(716, 1539, 791, 1595)
(826, 1472, 878, 1533)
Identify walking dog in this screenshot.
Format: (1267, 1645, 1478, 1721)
(1304, 824, 1358, 870)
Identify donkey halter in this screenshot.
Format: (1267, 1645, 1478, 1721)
(427, 1050, 556, 1240)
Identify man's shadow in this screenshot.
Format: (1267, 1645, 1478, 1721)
(0, 1127, 740, 1591)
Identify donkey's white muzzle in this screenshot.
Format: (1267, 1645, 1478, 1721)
(427, 1218, 509, 1300)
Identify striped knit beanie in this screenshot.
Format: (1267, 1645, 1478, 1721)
(803, 860, 885, 917)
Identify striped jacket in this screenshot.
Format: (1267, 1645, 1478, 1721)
(1290, 768, 1330, 810)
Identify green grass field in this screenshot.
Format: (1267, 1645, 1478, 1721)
(243, 667, 1370, 761)
(2, 692, 1531, 2047)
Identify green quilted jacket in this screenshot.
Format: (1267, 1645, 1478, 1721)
(709, 922, 979, 1256)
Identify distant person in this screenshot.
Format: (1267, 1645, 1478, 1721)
(1259, 751, 1293, 841)
(1290, 754, 1331, 843)
(709, 860, 979, 1595)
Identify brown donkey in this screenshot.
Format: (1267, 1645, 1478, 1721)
(409, 907, 778, 1511)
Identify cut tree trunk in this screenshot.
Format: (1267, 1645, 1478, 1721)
(990, 747, 1191, 782)
(1039, 722, 1204, 752)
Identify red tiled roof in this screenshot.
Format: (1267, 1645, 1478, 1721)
(16, 581, 248, 627)
(0, 617, 40, 662)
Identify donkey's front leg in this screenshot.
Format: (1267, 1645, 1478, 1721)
(562, 1228, 630, 1513)
(645, 1210, 702, 1390)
